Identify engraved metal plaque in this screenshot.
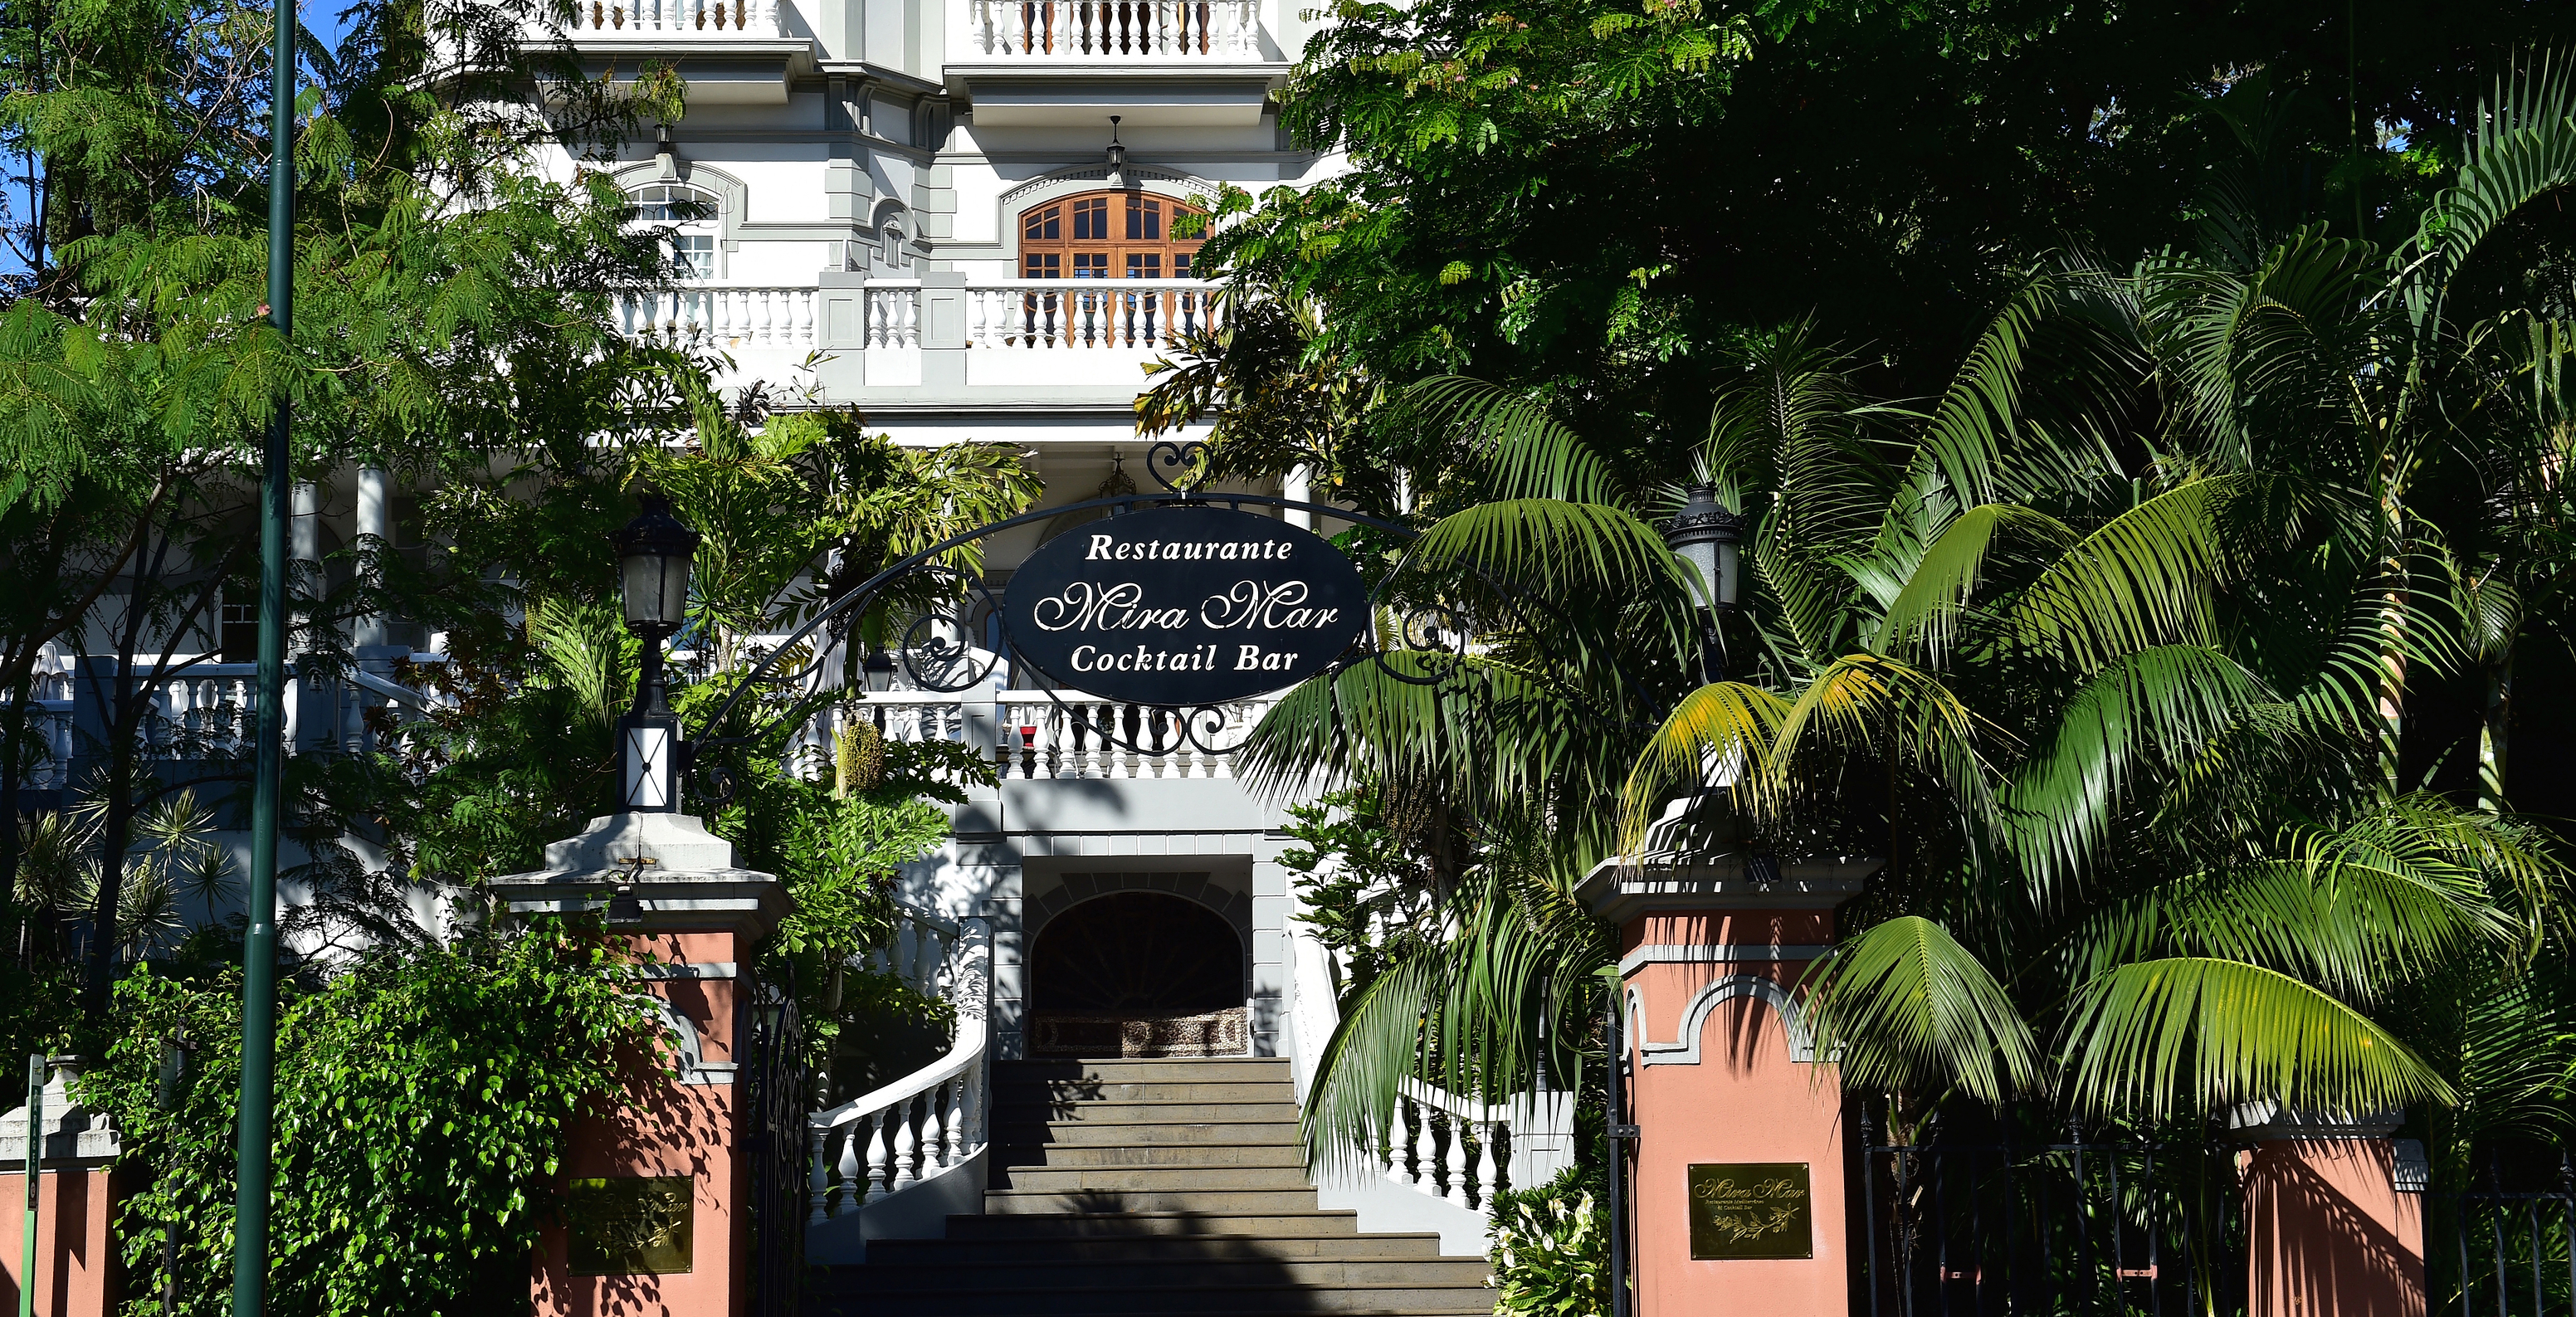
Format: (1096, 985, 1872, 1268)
(1687, 1162, 1813, 1260)
(568, 1176, 694, 1275)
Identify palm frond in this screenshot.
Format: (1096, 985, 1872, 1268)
(2398, 53, 2576, 334)
(1772, 652, 1999, 817)
(1998, 645, 2274, 900)
(1403, 376, 1615, 505)
(1803, 915, 2044, 1105)
(2059, 957, 2456, 1119)
(1871, 503, 2076, 661)
(2003, 477, 2246, 671)
(1618, 681, 1793, 850)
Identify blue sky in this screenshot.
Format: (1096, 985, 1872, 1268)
(3, 0, 348, 282)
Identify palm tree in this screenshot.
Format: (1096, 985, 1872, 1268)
(1254, 55, 2576, 1150)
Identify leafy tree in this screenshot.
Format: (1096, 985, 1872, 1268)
(88, 919, 666, 1316)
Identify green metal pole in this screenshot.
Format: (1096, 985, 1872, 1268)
(19, 1054, 40, 1317)
(229, 0, 294, 1306)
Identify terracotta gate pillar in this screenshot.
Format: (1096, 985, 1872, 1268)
(0, 1057, 120, 1317)
(2229, 1105, 2425, 1317)
(491, 812, 791, 1317)
(1582, 836, 1878, 1317)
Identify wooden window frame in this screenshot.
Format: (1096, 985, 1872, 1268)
(1018, 189, 1205, 280)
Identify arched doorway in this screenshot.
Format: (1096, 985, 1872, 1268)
(1027, 891, 1247, 1057)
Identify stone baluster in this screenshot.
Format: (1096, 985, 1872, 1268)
(1473, 1121, 1502, 1207)
(890, 1097, 920, 1191)
(944, 1075, 968, 1164)
(920, 1085, 949, 1173)
(851, 1116, 883, 1202)
(1410, 1100, 1437, 1192)
(809, 1127, 833, 1222)
(1444, 1115, 1472, 1207)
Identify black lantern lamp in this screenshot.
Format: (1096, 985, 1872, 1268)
(1664, 482, 1746, 683)
(862, 646, 897, 694)
(613, 492, 700, 811)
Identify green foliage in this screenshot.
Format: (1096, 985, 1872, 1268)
(1488, 1165, 1612, 1317)
(1279, 787, 1437, 1008)
(88, 920, 665, 1316)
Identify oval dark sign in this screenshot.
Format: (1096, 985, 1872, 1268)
(1003, 505, 1368, 705)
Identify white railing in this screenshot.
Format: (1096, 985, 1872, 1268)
(2, 702, 75, 790)
(1288, 919, 1575, 1216)
(5, 660, 448, 783)
(615, 288, 817, 349)
(798, 689, 1273, 781)
(865, 285, 920, 349)
(964, 0, 1260, 58)
(808, 912, 992, 1225)
(967, 281, 1220, 351)
(562, 0, 780, 37)
(993, 692, 1267, 779)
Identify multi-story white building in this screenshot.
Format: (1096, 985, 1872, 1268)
(12, 10, 1578, 1301)
(523, 0, 1354, 1056)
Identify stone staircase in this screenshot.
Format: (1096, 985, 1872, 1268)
(814, 1056, 1495, 1315)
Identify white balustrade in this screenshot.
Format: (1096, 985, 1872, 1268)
(865, 285, 921, 349)
(965, 0, 1260, 59)
(561, 0, 780, 37)
(967, 281, 1221, 352)
(1287, 919, 1577, 1217)
(793, 689, 1271, 782)
(615, 287, 819, 350)
(4, 660, 446, 784)
(809, 913, 993, 1227)
(994, 693, 1267, 780)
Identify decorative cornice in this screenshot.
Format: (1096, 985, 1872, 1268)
(2222, 1101, 2406, 1143)
(1580, 853, 1880, 923)
(1617, 944, 1830, 976)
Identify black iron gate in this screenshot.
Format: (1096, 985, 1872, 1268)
(1854, 1102, 2247, 1317)
(2438, 1149, 2575, 1317)
(740, 966, 808, 1315)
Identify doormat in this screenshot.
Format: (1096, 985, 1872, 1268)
(1031, 1007, 1249, 1057)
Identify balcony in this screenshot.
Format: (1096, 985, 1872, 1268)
(546, 0, 815, 102)
(618, 278, 1222, 399)
(945, 0, 1288, 125)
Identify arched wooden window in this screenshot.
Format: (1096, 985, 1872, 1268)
(1017, 190, 1206, 280)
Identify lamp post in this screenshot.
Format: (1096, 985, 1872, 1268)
(1663, 482, 1746, 684)
(230, 0, 296, 1303)
(614, 494, 700, 812)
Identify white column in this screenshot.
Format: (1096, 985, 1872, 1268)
(1283, 465, 1314, 530)
(355, 466, 393, 649)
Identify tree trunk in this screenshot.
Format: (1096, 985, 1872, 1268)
(2477, 647, 2513, 814)
(82, 660, 139, 1016)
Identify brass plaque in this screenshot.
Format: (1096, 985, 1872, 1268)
(568, 1176, 694, 1275)
(1687, 1163, 1813, 1260)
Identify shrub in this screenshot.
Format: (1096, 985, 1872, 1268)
(1488, 1164, 1612, 1317)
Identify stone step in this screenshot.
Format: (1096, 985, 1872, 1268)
(866, 1232, 1453, 1266)
(995, 1057, 1291, 1085)
(988, 1099, 1302, 1124)
(992, 1163, 1315, 1192)
(983, 1187, 1321, 1215)
(996, 1140, 1305, 1169)
(943, 1210, 1368, 1241)
(856, 1256, 1495, 1291)
(994, 1079, 1297, 1105)
(990, 1118, 1300, 1147)
(816, 1280, 1495, 1315)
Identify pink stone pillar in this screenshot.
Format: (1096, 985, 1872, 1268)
(2230, 1106, 2425, 1317)
(1583, 850, 1877, 1317)
(492, 812, 791, 1317)
(1, 1058, 122, 1317)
